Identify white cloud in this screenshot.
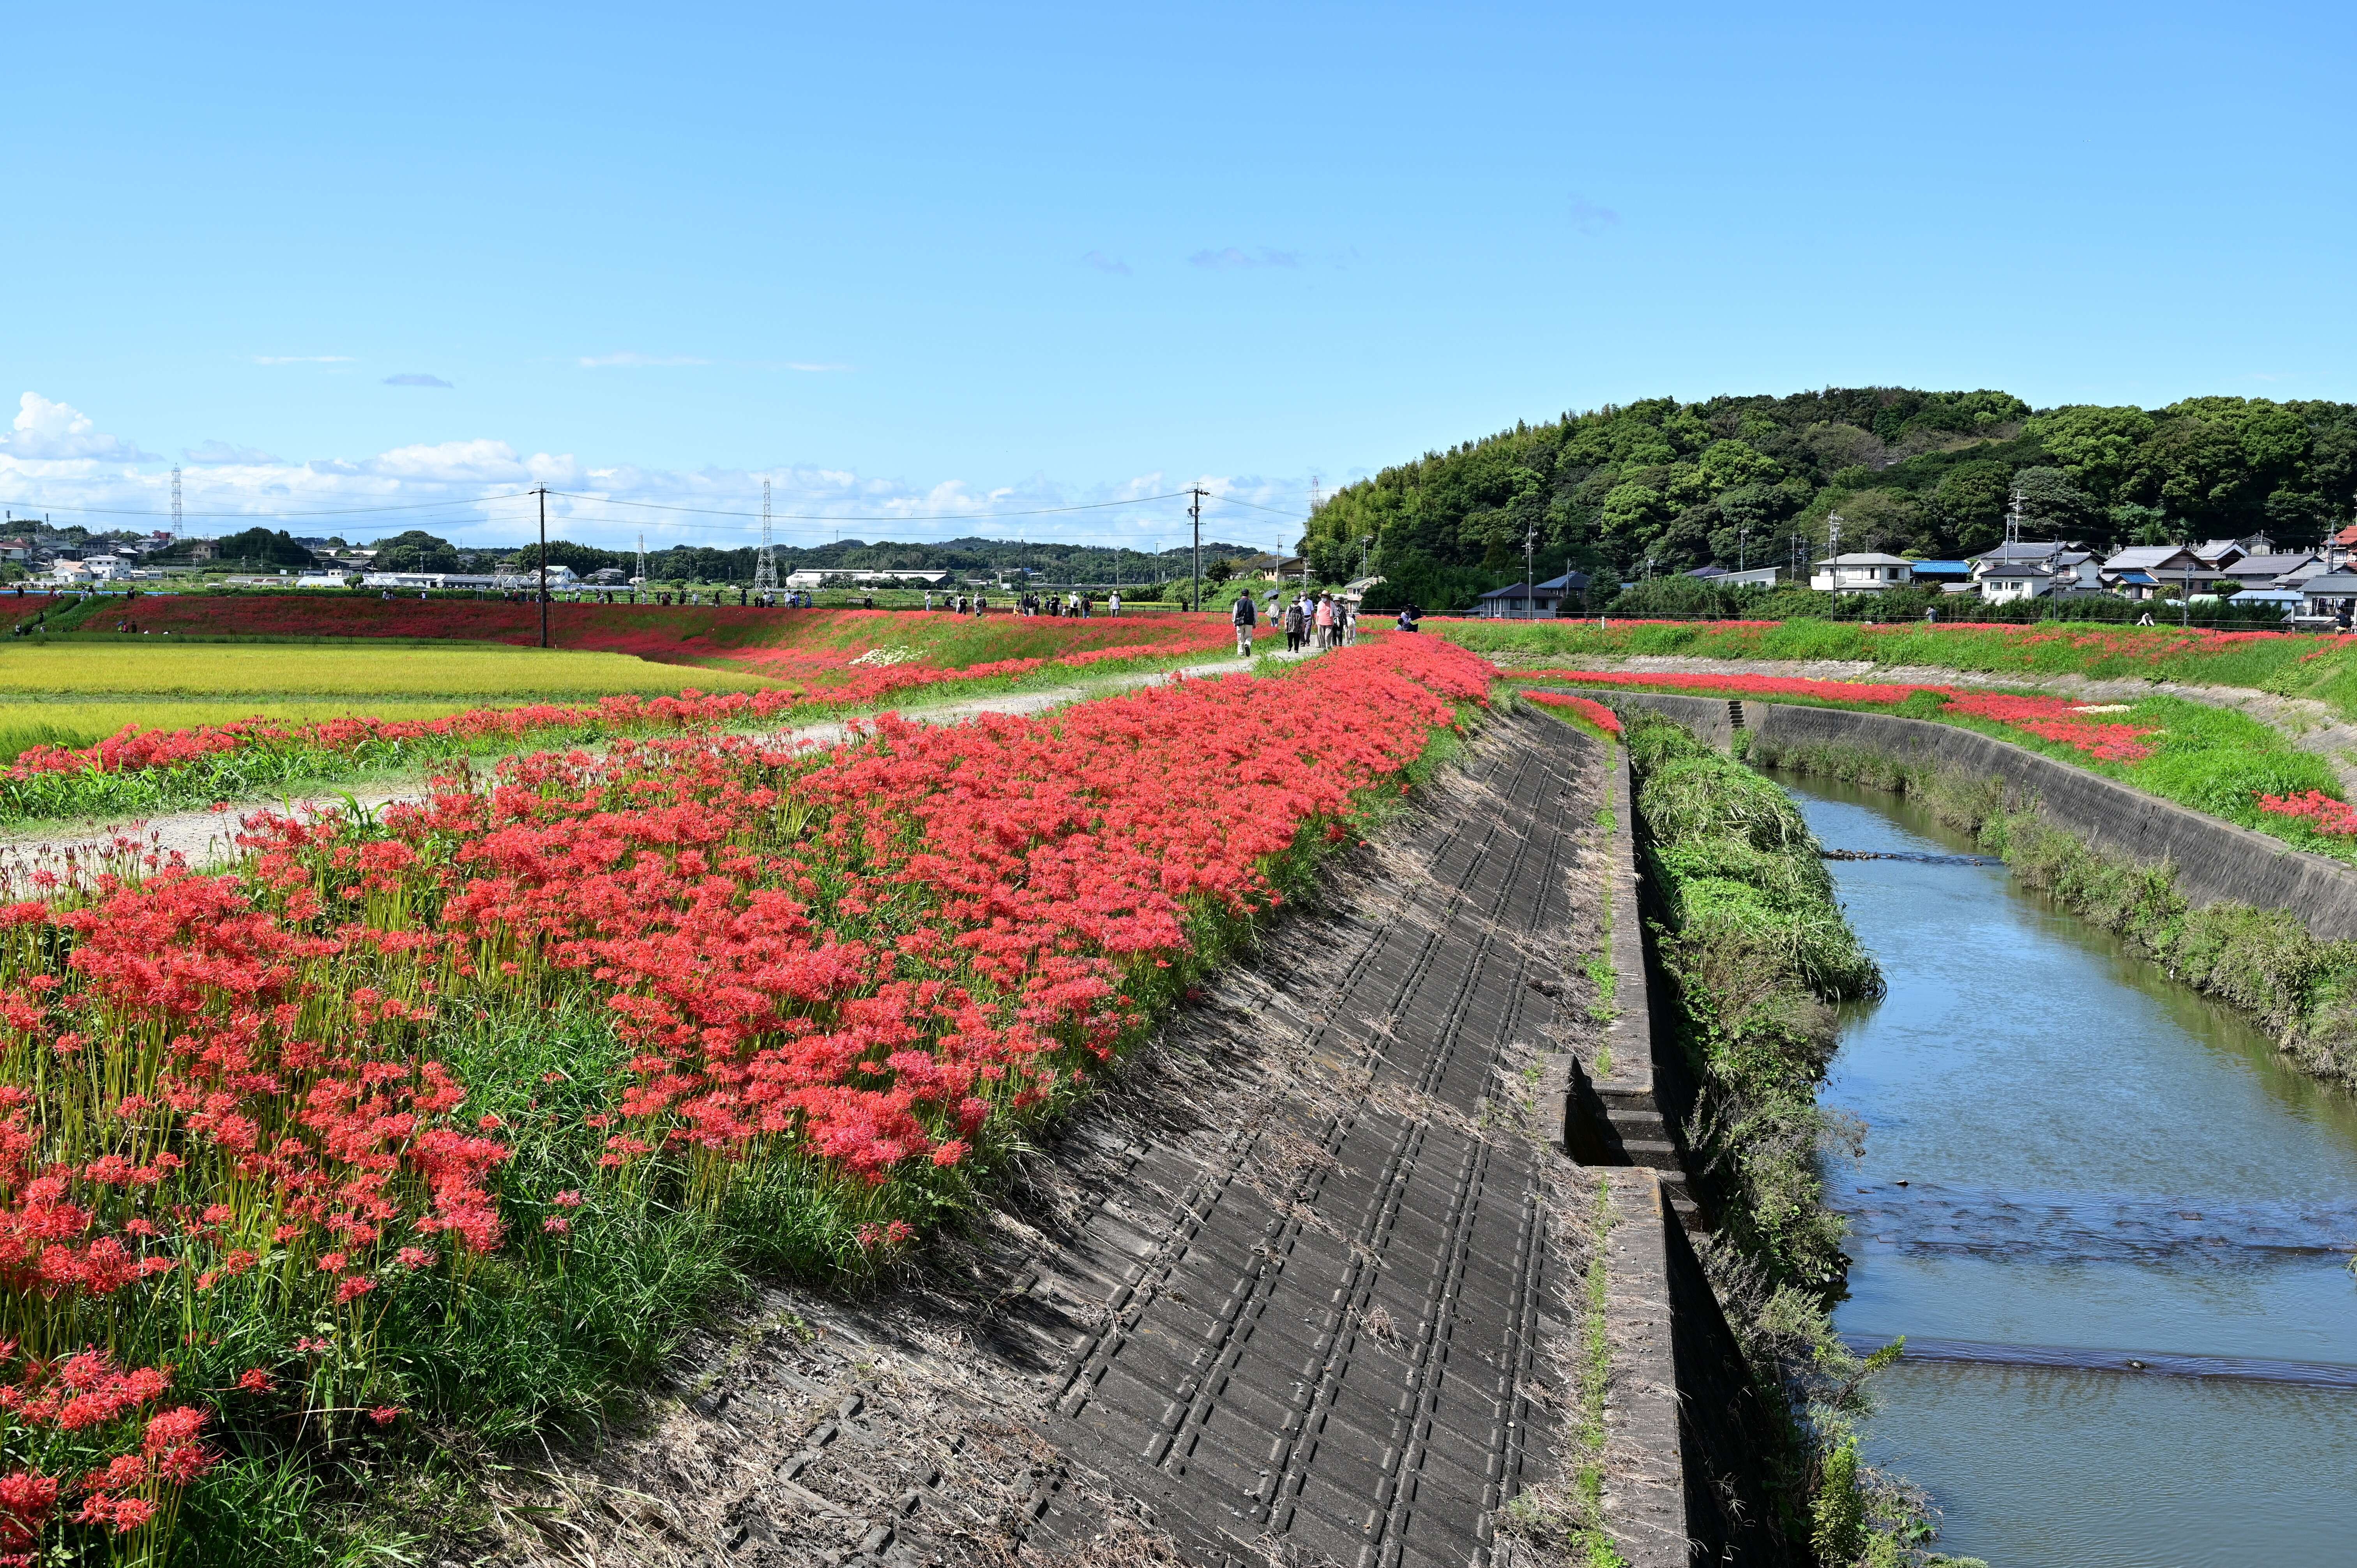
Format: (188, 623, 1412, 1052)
(251, 355, 354, 365)
(0, 393, 152, 461)
(1084, 251, 1131, 275)
(578, 353, 711, 369)
(383, 373, 453, 388)
(184, 440, 284, 466)
(0, 392, 1313, 554)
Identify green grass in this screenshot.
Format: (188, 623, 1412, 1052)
(1442, 618, 2357, 714)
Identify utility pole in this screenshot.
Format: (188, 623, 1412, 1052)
(536, 486, 550, 648)
(753, 479, 777, 597)
(1189, 487, 1207, 611)
(1524, 517, 1536, 620)
(170, 466, 182, 541)
(637, 531, 645, 604)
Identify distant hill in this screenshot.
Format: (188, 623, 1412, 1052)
(373, 533, 1265, 586)
(1301, 388, 2357, 604)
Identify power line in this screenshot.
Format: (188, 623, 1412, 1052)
(542, 488, 1193, 522)
(0, 489, 537, 520)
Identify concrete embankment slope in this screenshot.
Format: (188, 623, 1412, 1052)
(1549, 687, 2357, 942)
(1556, 733, 1793, 1568)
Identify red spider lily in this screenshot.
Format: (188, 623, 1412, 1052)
(0, 634, 1490, 1560)
(1522, 691, 1622, 735)
(2256, 790, 2357, 835)
(1510, 669, 2158, 761)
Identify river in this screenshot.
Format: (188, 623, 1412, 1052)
(1777, 773, 2357, 1568)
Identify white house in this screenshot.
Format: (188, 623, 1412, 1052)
(1809, 553, 1914, 593)
(1978, 563, 2056, 603)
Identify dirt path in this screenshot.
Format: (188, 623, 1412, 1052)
(0, 653, 1290, 884)
(1490, 650, 2357, 791)
(479, 710, 1611, 1568)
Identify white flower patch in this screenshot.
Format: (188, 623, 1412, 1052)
(848, 645, 922, 668)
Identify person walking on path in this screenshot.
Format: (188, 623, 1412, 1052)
(1231, 589, 1258, 656)
(1108, 589, 1121, 616)
(1314, 592, 1337, 650)
(1281, 596, 1304, 652)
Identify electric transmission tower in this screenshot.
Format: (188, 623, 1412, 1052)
(753, 479, 778, 595)
(170, 466, 182, 539)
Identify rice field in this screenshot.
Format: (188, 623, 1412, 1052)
(0, 643, 778, 701)
(0, 698, 484, 765)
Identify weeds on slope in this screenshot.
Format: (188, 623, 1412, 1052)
(1622, 714, 1985, 1567)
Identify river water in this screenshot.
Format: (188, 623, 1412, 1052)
(1778, 774, 2357, 1568)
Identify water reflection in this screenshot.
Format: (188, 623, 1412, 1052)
(1777, 772, 2357, 1568)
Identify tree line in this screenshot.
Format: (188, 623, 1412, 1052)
(1303, 388, 2357, 610)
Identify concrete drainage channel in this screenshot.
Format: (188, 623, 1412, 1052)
(1541, 733, 1794, 1568)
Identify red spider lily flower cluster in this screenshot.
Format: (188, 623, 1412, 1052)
(0, 634, 1489, 1560)
(2256, 790, 2357, 835)
(1508, 669, 2159, 761)
(0, 1344, 209, 1560)
(1520, 691, 1621, 735)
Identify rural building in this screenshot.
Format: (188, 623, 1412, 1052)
(2300, 571, 2357, 622)
(1809, 553, 1914, 593)
(2221, 551, 2326, 591)
(1977, 563, 2056, 602)
(1472, 569, 1590, 619)
(1686, 564, 1782, 588)
(2100, 546, 2208, 599)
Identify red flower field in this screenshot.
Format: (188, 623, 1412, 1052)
(0, 634, 1493, 1560)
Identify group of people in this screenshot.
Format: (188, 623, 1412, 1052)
(1230, 589, 1358, 656)
(922, 592, 991, 615)
(1007, 590, 1119, 618)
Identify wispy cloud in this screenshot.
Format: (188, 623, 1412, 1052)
(251, 355, 354, 365)
(577, 352, 711, 369)
(183, 440, 283, 466)
(383, 373, 453, 388)
(1567, 194, 1620, 235)
(1083, 251, 1131, 275)
(1188, 246, 1300, 269)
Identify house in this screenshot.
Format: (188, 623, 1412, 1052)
(1687, 564, 1782, 588)
(1967, 542, 2101, 592)
(2220, 551, 2325, 592)
(1473, 569, 1590, 619)
(2227, 589, 2303, 619)
(2100, 546, 2207, 599)
(1907, 560, 1972, 589)
(1978, 563, 2056, 603)
(2300, 571, 2357, 623)
(2193, 534, 2272, 569)
(1809, 553, 1914, 593)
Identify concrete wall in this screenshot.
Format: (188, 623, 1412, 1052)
(1549, 688, 2357, 943)
(1549, 721, 1793, 1568)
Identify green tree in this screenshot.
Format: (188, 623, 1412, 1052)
(2009, 466, 2102, 537)
(2028, 405, 2154, 501)
(2126, 418, 2253, 530)
(1930, 459, 2012, 555)
(371, 530, 462, 572)
(212, 526, 316, 568)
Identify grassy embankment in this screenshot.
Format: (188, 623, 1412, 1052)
(1608, 711, 1983, 1567)
(1440, 618, 2357, 715)
(1506, 657, 2357, 867)
(1751, 733, 2357, 1092)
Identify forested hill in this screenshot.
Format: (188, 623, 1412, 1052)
(1302, 388, 2357, 599)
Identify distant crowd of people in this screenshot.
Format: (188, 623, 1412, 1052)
(1232, 589, 1378, 657)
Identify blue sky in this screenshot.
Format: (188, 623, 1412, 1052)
(2, 1, 2351, 553)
